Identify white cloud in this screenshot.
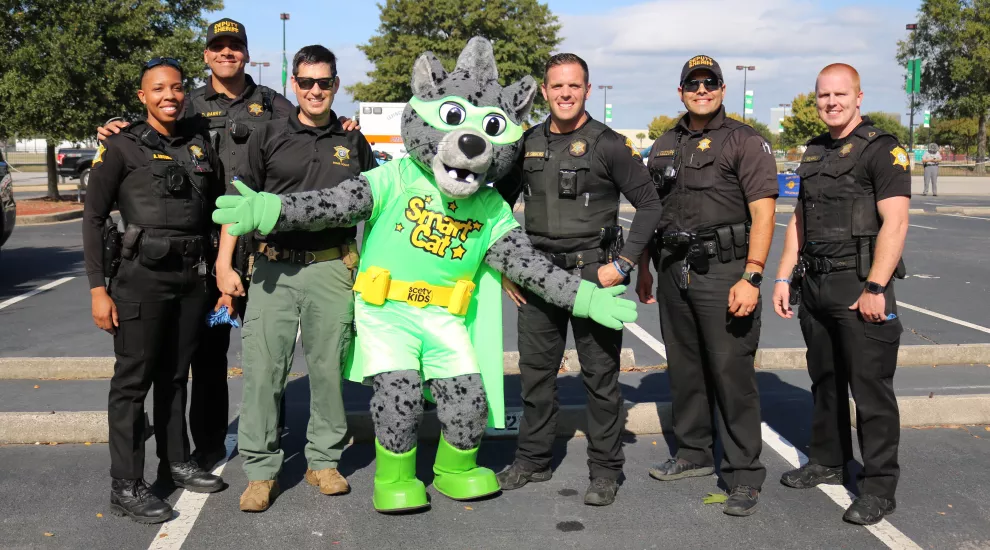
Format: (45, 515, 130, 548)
(557, 0, 918, 127)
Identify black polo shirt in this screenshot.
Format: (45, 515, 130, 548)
(233, 109, 376, 251)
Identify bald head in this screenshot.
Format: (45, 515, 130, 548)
(817, 63, 861, 93)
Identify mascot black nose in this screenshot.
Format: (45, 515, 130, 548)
(458, 134, 487, 159)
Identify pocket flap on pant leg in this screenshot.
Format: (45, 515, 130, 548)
(863, 318, 902, 343)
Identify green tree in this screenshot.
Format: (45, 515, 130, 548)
(928, 116, 978, 155)
(0, 0, 221, 198)
(348, 0, 561, 118)
(780, 92, 827, 148)
(647, 115, 678, 140)
(897, 0, 990, 174)
(725, 112, 775, 144)
(864, 112, 910, 145)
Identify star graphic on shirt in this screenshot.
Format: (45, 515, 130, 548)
(394, 223, 404, 232)
(448, 201, 458, 212)
(696, 138, 712, 151)
(472, 221, 483, 231)
(423, 195, 433, 204)
(451, 245, 466, 259)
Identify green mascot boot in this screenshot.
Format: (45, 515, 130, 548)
(373, 439, 429, 513)
(432, 434, 500, 501)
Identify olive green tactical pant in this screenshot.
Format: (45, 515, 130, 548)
(238, 257, 355, 481)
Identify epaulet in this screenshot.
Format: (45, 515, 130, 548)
(188, 86, 206, 100)
(852, 124, 889, 143)
(805, 132, 831, 147)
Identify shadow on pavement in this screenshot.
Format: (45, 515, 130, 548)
(0, 245, 82, 301)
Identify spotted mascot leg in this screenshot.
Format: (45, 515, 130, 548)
(369, 370, 428, 512)
(427, 374, 500, 500)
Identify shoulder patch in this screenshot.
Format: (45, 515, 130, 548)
(890, 146, 909, 170)
(624, 137, 641, 159)
(93, 143, 106, 166)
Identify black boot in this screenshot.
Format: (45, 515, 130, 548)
(159, 461, 225, 493)
(191, 448, 228, 472)
(843, 494, 896, 525)
(584, 477, 618, 506)
(110, 478, 173, 524)
(495, 462, 552, 490)
(780, 463, 845, 489)
(723, 485, 760, 517)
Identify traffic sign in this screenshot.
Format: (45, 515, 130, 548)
(744, 90, 754, 115)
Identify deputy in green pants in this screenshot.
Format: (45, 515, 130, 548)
(213, 45, 377, 512)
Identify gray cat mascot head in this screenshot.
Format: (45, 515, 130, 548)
(399, 37, 539, 198)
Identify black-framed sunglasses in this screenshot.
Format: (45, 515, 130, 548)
(295, 76, 337, 91)
(143, 57, 181, 71)
(681, 77, 721, 93)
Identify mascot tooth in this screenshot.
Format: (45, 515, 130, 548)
(213, 37, 639, 513)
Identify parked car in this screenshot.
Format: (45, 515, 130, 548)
(0, 151, 15, 250)
(56, 146, 98, 188)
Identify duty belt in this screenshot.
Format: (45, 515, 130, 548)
(661, 235, 718, 257)
(803, 255, 857, 275)
(352, 266, 475, 316)
(257, 241, 357, 266)
(543, 248, 603, 269)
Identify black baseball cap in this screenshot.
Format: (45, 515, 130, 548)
(680, 55, 723, 84)
(206, 18, 247, 48)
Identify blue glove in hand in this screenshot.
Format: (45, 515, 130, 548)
(212, 178, 282, 236)
(571, 280, 638, 330)
(206, 306, 240, 328)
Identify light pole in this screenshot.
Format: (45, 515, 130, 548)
(280, 13, 290, 97)
(736, 65, 756, 122)
(598, 85, 613, 125)
(250, 61, 270, 87)
(907, 23, 918, 157)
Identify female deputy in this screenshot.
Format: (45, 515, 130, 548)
(83, 57, 228, 524)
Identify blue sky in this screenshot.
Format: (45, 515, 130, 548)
(210, 0, 924, 128)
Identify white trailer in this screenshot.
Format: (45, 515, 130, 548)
(359, 102, 407, 160)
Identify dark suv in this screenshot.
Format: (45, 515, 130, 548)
(56, 146, 98, 188)
(1, 151, 15, 249)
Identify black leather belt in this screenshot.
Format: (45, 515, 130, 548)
(544, 248, 602, 269)
(660, 237, 718, 257)
(804, 255, 856, 275)
(167, 237, 204, 258)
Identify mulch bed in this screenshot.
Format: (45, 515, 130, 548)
(16, 195, 85, 217)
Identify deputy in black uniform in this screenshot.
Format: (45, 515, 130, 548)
(772, 64, 910, 526)
(495, 53, 663, 507)
(638, 55, 778, 517)
(98, 18, 296, 471)
(84, 58, 226, 524)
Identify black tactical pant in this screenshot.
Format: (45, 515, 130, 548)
(799, 268, 901, 501)
(656, 252, 766, 489)
(189, 281, 231, 459)
(515, 261, 625, 480)
(108, 287, 209, 479)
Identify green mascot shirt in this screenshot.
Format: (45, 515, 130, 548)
(343, 157, 520, 428)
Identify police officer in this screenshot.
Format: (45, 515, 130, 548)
(83, 58, 225, 524)
(494, 53, 663, 507)
(216, 45, 376, 513)
(772, 63, 910, 526)
(922, 143, 941, 196)
(638, 55, 778, 517)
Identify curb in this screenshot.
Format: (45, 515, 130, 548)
(936, 206, 990, 216)
(3, 394, 987, 445)
(15, 208, 84, 226)
(5, 344, 989, 380)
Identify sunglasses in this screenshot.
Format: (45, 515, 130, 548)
(143, 57, 181, 71)
(295, 76, 337, 91)
(681, 77, 721, 93)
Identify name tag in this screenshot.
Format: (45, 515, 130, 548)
(657, 150, 675, 157)
(202, 110, 226, 118)
(152, 153, 173, 161)
(801, 155, 821, 162)
(525, 151, 545, 158)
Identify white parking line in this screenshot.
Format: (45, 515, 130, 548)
(943, 213, 990, 221)
(149, 433, 238, 550)
(0, 277, 75, 311)
(898, 302, 990, 335)
(761, 423, 922, 550)
(618, 216, 633, 224)
(908, 224, 937, 230)
(625, 321, 666, 359)
(775, 223, 787, 227)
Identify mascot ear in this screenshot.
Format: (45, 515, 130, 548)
(411, 52, 448, 98)
(502, 75, 539, 125)
(454, 36, 498, 83)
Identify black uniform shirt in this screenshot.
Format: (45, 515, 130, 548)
(83, 120, 222, 296)
(234, 109, 376, 251)
(497, 118, 662, 259)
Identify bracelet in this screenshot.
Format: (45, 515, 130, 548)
(613, 260, 629, 277)
(774, 278, 791, 284)
(746, 259, 766, 269)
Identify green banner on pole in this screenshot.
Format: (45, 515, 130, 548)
(744, 90, 754, 115)
(281, 54, 288, 89)
(604, 103, 613, 123)
(923, 111, 931, 128)
(906, 58, 922, 94)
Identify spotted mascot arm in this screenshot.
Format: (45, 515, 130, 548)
(275, 175, 374, 231)
(484, 227, 582, 309)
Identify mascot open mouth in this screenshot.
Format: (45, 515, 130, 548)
(442, 165, 480, 184)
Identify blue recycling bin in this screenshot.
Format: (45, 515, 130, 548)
(778, 173, 800, 197)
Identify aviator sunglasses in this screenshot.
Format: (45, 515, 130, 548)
(295, 75, 338, 91)
(681, 77, 722, 93)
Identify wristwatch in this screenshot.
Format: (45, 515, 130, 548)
(864, 281, 886, 294)
(741, 271, 763, 288)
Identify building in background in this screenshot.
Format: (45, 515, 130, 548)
(769, 106, 792, 135)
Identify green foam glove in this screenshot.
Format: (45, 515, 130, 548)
(572, 280, 638, 330)
(212, 178, 282, 236)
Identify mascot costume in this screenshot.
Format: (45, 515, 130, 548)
(214, 37, 638, 513)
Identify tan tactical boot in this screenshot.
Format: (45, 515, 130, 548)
(239, 480, 279, 512)
(305, 468, 350, 495)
